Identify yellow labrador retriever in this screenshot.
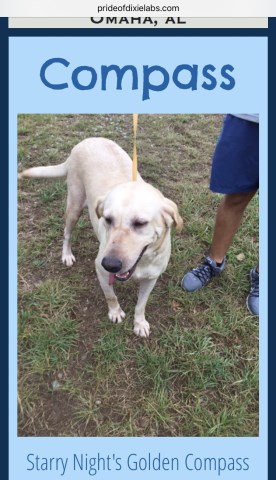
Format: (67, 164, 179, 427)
(19, 138, 183, 337)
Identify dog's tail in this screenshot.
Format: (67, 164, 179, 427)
(18, 162, 68, 180)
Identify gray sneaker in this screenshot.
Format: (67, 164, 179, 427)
(246, 267, 259, 316)
(181, 256, 226, 292)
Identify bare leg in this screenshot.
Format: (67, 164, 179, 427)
(210, 191, 257, 263)
(134, 278, 157, 337)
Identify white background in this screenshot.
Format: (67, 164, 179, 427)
(1, 0, 276, 18)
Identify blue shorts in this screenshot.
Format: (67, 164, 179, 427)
(210, 115, 259, 194)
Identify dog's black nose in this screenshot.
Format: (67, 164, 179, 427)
(101, 256, 122, 273)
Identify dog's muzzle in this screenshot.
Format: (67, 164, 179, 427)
(102, 246, 148, 285)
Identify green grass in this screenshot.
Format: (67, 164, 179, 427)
(18, 280, 77, 373)
(17, 114, 259, 437)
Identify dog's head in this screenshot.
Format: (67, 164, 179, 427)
(96, 181, 183, 281)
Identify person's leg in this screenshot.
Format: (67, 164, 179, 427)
(181, 115, 259, 316)
(210, 190, 257, 263)
(181, 190, 257, 292)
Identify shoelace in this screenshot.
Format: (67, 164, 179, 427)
(192, 261, 217, 284)
(250, 272, 259, 297)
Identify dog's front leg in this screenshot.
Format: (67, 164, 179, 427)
(134, 278, 157, 337)
(95, 261, 126, 324)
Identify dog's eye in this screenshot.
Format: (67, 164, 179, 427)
(132, 220, 148, 229)
(105, 216, 113, 225)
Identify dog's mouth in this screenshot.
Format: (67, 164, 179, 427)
(109, 246, 148, 285)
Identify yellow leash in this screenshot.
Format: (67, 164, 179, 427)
(132, 113, 138, 181)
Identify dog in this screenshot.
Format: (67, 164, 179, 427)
(19, 137, 183, 337)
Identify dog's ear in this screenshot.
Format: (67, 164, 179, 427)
(162, 198, 183, 232)
(95, 196, 105, 219)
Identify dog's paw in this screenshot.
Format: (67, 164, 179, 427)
(108, 307, 126, 324)
(62, 253, 76, 267)
(134, 320, 150, 338)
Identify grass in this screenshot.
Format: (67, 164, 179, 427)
(17, 114, 259, 437)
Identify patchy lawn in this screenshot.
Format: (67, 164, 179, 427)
(17, 114, 259, 437)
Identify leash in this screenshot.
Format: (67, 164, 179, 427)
(132, 113, 138, 181)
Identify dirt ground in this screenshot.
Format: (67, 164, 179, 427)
(17, 114, 259, 437)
